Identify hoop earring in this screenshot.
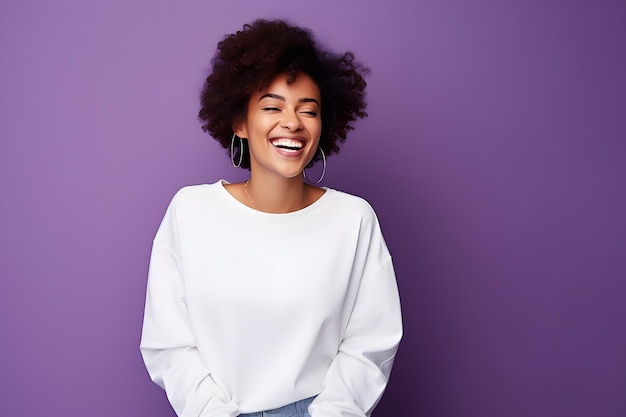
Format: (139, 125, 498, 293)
(303, 147, 326, 184)
(230, 133, 243, 168)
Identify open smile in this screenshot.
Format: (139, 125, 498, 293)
(270, 137, 306, 154)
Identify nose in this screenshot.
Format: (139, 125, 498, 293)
(281, 110, 303, 131)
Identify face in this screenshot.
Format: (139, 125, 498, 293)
(235, 72, 322, 180)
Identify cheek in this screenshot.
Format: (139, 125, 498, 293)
(247, 122, 271, 140)
(309, 119, 322, 139)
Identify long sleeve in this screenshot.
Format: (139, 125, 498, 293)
(140, 202, 239, 417)
(308, 228, 403, 416)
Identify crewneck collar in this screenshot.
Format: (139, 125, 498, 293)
(214, 179, 332, 223)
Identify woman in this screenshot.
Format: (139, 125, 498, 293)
(140, 19, 402, 417)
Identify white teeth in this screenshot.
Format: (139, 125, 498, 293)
(271, 138, 304, 149)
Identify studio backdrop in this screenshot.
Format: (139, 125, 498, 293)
(1, 1, 624, 416)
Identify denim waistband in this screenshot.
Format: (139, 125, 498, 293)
(238, 396, 315, 417)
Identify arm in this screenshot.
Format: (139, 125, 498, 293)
(140, 203, 238, 417)
(309, 257, 403, 417)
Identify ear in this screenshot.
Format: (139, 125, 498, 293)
(232, 119, 248, 139)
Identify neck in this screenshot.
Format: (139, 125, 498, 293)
(244, 174, 308, 214)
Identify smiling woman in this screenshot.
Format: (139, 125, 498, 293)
(140, 19, 402, 417)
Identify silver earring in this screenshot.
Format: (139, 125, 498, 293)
(230, 133, 243, 168)
(303, 147, 326, 184)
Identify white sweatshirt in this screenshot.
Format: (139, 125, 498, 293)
(140, 181, 402, 417)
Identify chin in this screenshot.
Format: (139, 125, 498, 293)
(281, 169, 305, 179)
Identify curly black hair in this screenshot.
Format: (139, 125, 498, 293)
(198, 19, 369, 169)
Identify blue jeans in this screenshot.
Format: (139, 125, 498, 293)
(238, 396, 314, 417)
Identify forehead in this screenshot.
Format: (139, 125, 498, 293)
(255, 72, 321, 101)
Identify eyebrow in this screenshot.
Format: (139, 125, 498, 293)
(259, 93, 320, 107)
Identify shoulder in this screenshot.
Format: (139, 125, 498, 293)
(169, 181, 223, 207)
(324, 188, 379, 222)
(154, 181, 229, 243)
(325, 189, 392, 260)
(160, 182, 229, 223)
(326, 188, 376, 213)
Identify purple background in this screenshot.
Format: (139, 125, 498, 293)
(1, 1, 625, 416)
